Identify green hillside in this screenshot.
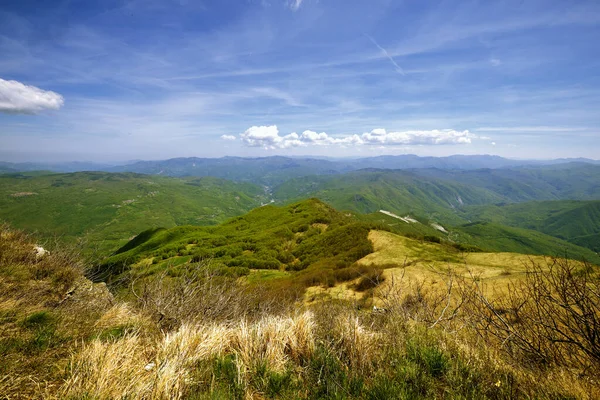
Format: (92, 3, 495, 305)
(0, 172, 267, 254)
(273, 170, 504, 225)
(453, 222, 600, 264)
(96, 199, 381, 284)
(412, 163, 600, 202)
(462, 200, 600, 252)
(97, 198, 599, 288)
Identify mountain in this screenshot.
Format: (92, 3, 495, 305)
(346, 154, 533, 170)
(273, 169, 506, 225)
(97, 198, 599, 286)
(0, 172, 267, 254)
(109, 156, 600, 186)
(3, 155, 599, 187)
(453, 221, 600, 264)
(411, 163, 600, 202)
(462, 200, 600, 252)
(0, 161, 116, 173)
(109, 156, 343, 185)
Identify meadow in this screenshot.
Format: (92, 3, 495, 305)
(1, 223, 598, 399)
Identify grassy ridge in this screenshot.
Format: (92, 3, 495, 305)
(0, 172, 267, 254)
(96, 199, 379, 286)
(98, 198, 599, 289)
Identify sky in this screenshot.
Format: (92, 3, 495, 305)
(0, 0, 599, 162)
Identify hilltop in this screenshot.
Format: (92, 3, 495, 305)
(96, 199, 379, 287)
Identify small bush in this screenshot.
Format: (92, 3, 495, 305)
(406, 338, 449, 378)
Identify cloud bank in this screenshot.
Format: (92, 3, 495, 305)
(235, 126, 474, 149)
(0, 78, 64, 114)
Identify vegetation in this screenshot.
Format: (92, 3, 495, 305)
(273, 169, 504, 225)
(0, 172, 267, 254)
(2, 216, 600, 398)
(411, 163, 600, 202)
(0, 224, 113, 398)
(454, 222, 600, 264)
(95, 199, 380, 292)
(462, 200, 600, 252)
(2, 159, 600, 398)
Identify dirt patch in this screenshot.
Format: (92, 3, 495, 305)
(10, 192, 38, 197)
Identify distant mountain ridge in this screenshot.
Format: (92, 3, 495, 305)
(2, 155, 599, 185)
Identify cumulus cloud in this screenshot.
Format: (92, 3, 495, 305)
(231, 125, 475, 149)
(221, 134, 236, 140)
(0, 78, 64, 114)
(240, 125, 305, 149)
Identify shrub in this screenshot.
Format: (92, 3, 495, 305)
(465, 257, 600, 372)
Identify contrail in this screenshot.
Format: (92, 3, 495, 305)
(363, 33, 405, 75)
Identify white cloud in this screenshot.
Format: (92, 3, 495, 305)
(239, 125, 305, 149)
(233, 126, 475, 149)
(288, 0, 303, 11)
(491, 141, 497, 146)
(0, 78, 64, 114)
(221, 134, 236, 140)
(361, 128, 473, 145)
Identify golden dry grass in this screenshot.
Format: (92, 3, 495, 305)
(308, 230, 589, 303)
(62, 311, 316, 399)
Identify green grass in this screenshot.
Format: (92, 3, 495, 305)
(0, 171, 268, 254)
(244, 269, 291, 284)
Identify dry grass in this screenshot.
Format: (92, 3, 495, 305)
(3, 224, 600, 399)
(309, 230, 587, 303)
(62, 311, 316, 399)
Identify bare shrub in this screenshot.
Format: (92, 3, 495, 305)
(465, 257, 600, 373)
(130, 261, 293, 329)
(377, 266, 466, 329)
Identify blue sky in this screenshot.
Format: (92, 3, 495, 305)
(0, 0, 599, 162)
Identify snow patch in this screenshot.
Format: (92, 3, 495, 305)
(379, 210, 418, 224)
(430, 223, 448, 233)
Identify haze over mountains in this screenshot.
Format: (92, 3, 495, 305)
(2, 154, 599, 184)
